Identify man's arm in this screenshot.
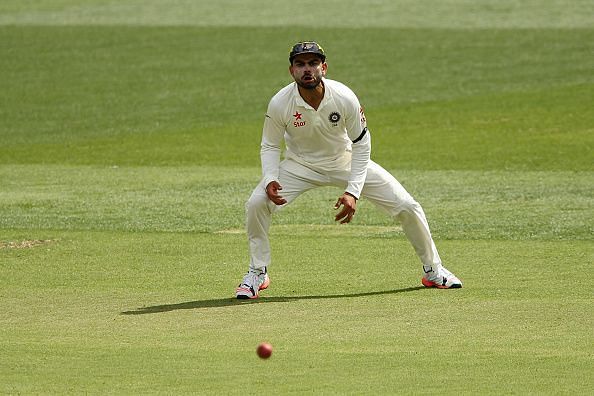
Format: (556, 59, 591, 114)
(344, 99, 371, 200)
(261, 103, 286, 205)
(334, 93, 371, 223)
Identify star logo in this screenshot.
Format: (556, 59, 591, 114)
(293, 111, 302, 120)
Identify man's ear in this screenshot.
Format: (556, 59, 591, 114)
(322, 62, 328, 76)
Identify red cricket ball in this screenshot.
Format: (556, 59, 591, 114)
(256, 342, 273, 359)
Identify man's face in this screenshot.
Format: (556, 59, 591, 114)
(289, 53, 327, 90)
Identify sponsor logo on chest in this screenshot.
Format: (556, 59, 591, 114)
(293, 111, 306, 127)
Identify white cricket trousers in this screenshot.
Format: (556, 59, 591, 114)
(246, 158, 443, 273)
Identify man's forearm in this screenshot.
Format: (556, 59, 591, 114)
(261, 144, 281, 187)
(345, 134, 371, 199)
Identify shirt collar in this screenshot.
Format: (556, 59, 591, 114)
(293, 78, 332, 110)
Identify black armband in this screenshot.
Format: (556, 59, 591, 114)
(352, 127, 368, 143)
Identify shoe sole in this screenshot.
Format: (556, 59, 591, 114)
(421, 277, 462, 289)
(236, 276, 270, 299)
(236, 286, 257, 299)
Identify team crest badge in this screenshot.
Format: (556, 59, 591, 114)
(328, 111, 341, 125)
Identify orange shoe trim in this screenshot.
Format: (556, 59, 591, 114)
(421, 277, 458, 289)
(259, 277, 270, 291)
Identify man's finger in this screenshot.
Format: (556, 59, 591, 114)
(335, 207, 352, 222)
(334, 198, 342, 209)
(270, 194, 286, 205)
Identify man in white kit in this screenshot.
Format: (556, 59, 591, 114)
(236, 41, 462, 299)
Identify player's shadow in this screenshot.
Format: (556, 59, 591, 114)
(120, 286, 425, 315)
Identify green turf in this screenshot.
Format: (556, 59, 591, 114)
(1, 27, 593, 168)
(0, 165, 591, 241)
(1, 232, 592, 393)
(1, 0, 593, 394)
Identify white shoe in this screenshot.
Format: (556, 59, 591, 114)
(236, 268, 270, 299)
(422, 266, 462, 289)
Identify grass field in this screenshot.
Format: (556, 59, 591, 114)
(1, 1, 593, 394)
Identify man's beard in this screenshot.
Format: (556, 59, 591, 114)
(296, 75, 321, 90)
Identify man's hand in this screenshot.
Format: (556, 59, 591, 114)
(334, 192, 357, 224)
(266, 181, 287, 206)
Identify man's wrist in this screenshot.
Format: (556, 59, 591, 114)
(264, 177, 277, 190)
(344, 191, 358, 200)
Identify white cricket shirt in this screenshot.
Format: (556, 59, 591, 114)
(261, 78, 371, 199)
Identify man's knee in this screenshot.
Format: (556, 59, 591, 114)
(395, 197, 422, 218)
(246, 189, 274, 215)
